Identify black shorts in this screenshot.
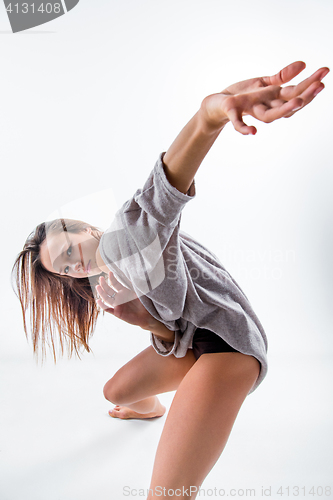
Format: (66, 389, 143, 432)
(191, 327, 239, 360)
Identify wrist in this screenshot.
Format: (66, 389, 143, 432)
(143, 317, 175, 343)
(199, 94, 230, 134)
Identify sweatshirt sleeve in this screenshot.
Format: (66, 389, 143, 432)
(134, 152, 196, 226)
(149, 329, 183, 356)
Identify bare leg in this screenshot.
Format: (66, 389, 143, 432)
(103, 345, 196, 419)
(147, 352, 260, 499)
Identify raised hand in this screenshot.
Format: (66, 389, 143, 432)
(201, 61, 330, 135)
(95, 271, 156, 331)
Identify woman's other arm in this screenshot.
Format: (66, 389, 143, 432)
(163, 61, 329, 194)
(144, 320, 175, 343)
(96, 272, 175, 343)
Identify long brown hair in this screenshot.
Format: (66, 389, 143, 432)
(11, 218, 107, 363)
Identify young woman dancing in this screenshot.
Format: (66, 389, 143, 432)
(12, 61, 329, 499)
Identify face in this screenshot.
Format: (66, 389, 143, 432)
(40, 227, 103, 278)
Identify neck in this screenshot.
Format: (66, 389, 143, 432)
(95, 246, 110, 275)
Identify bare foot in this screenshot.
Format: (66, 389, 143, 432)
(109, 402, 166, 420)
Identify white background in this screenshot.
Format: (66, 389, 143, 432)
(1, 0, 332, 499)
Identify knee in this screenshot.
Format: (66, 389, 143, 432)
(103, 375, 127, 405)
(103, 377, 121, 404)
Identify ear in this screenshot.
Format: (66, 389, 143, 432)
(85, 227, 92, 235)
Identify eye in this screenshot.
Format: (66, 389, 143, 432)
(63, 245, 72, 274)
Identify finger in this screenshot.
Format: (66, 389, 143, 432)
(99, 274, 119, 294)
(281, 80, 324, 104)
(262, 61, 306, 87)
(96, 298, 114, 314)
(108, 271, 126, 291)
(268, 98, 287, 109)
(252, 103, 270, 119)
(280, 68, 329, 100)
(283, 82, 325, 118)
(254, 97, 304, 123)
(227, 107, 257, 136)
(95, 284, 117, 306)
(293, 81, 324, 107)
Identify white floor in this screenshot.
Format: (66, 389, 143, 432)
(1, 327, 332, 500)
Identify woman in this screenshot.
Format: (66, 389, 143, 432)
(12, 61, 329, 499)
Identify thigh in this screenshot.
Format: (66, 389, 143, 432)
(148, 351, 261, 493)
(103, 345, 197, 404)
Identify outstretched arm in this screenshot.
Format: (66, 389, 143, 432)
(163, 61, 329, 194)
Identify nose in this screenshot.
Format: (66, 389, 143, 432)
(73, 261, 84, 273)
